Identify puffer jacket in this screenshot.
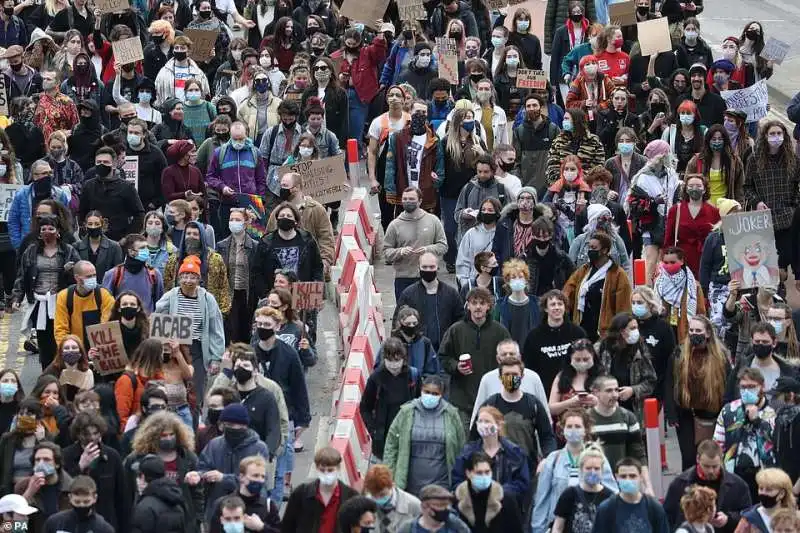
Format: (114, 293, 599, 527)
(130, 477, 192, 533)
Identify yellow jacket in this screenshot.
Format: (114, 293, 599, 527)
(163, 252, 231, 314)
(54, 286, 116, 348)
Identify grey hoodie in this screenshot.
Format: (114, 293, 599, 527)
(384, 208, 447, 278)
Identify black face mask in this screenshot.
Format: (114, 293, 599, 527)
(215, 131, 230, 142)
(346, 46, 360, 55)
(95, 164, 112, 178)
(87, 227, 102, 239)
(3, 7, 14, 16)
(587, 249, 601, 263)
(570, 13, 583, 22)
(745, 30, 760, 41)
(410, 113, 427, 135)
(73, 506, 93, 520)
(152, 35, 164, 45)
(33, 176, 52, 196)
(449, 31, 462, 39)
(753, 344, 773, 359)
(432, 508, 450, 523)
(257, 327, 275, 341)
(477, 212, 499, 224)
(9, 62, 22, 71)
(224, 427, 248, 446)
(119, 306, 138, 320)
(279, 187, 292, 200)
(121, 63, 135, 73)
(158, 437, 177, 451)
(419, 269, 437, 283)
(206, 408, 222, 426)
(534, 239, 551, 250)
(403, 29, 413, 40)
(198, 10, 211, 18)
(184, 237, 202, 254)
(689, 333, 706, 347)
(234, 366, 253, 383)
(173, 50, 188, 61)
(312, 48, 325, 56)
(401, 325, 417, 336)
(636, 6, 649, 15)
(470, 73, 483, 83)
(277, 218, 296, 231)
(499, 160, 515, 172)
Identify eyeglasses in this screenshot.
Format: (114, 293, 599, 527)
(313, 65, 329, 72)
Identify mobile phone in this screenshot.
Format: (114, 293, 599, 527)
(578, 392, 588, 398)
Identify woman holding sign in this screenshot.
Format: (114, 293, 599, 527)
(43, 335, 94, 402)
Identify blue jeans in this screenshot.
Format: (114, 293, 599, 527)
(348, 88, 369, 151)
(440, 195, 458, 264)
(272, 421, 294, 502)
(172, 404, 193, 430)
(394, 277, 417, 301)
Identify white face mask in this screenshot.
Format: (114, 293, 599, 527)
(626, 329, 640, 345)
(259, 57, 271, 68)
(584, 64, 598, 76)
(564, 169, 578, 182)
(318, 471, 338, 486)
(416, 55, 431, 67)
(231, 50, 242, 61)
(298, 146, 314, 158)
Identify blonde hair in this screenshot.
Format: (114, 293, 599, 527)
(756, 468, 796, 510)
(148, 20, 176, 45)
(632, 286, 663, 316)
(502, 259, 529, 282)
(131, 411, 195, 454)
(255, 306, 284, 323)
(445, 108, 483, 169)
(239, 455, 267, 474)
(578, 442, 607, 469)
(675, 315, 728, 413)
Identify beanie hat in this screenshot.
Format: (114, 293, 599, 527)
(517, 186, 537, 201)
(688, 63, 708, 76)
(454, 98, 473, 110)
(711, 59, 735, 73)
(220, 403, 250, 425)
(644, 139, 671, 159)
(136, 454, 165, 481)
(166, 139, 194, 161)
(179, 256, 201, 276)
(716, 198, 741, 217)
(414, 42, 432, 54)
(587, 204, 612, 225)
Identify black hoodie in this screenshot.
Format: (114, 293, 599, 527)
(69, 98, 107, 172)
(42, 508, 115, 533)
(130, 477, 190, 533)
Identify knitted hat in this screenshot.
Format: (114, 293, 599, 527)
(220, 403, 250, 425)
(179, 256, 201, 276)
(688, 63, 708, 76)
(711, 59, 735, 73)
(716, 198, 741, 217)
(517, 186, 537, 201)
(161, 97, 182, 114)
(454, 98, 473, 110)
(414, 42, 433, 54)
(644, 139, 671, 159)
(136, 454, 165, 481)
(166, 139, 194, 160)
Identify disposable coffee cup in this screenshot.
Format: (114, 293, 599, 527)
(459, 354, 472, 372)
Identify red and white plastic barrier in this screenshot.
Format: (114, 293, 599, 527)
(644, 398, 664, 500)
(330, 402, 372, 491)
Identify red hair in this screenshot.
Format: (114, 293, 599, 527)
(363, 464, 394, 494)
(560, 155, 585, 180)
(677, 100, 702, 122)
(579, 54, 598, 70)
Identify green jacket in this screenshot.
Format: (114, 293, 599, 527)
(383, 399, 466, 491)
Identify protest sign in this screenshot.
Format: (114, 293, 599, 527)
(340, 0, 390, 29)
(435, 37, 459, 85)
(482, 0, 507, 9)
(86, 322, 129, 376)
(292, 282, 325, 311)
(123, 156, 138, 189)
(397, 0, 426, 20)
(516, 69, 547, 89)
(0, 183, 21, 223)
(149, 313, 193, 345)
(236, 193, 267, 240)
(277, 154, 349, 206)
(609, 0, 636, 27)
(184, 29, 219, 62)
(721, 210, 779, 290)
(60, 367, 93, 389)
(96, 0, 129, 13)
(761, 37, 791, 65)
(112, 37, 144, 65)
(721, 80, 769, 123)
(0, 76, 8, 117)
(637, 17, 672, 56)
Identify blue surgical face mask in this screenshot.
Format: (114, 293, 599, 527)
(0, 382, 17, 398)
(679, 113, 695, 126)
(354, 23, 364, 33)
(420, 393, 441, 409)
(631, 303, 648, 318)
(741, 388, 759, 405)
(618, 142, 634, 155)
(583, 470, 602, 485)
(138, 92, 152, 103)
(83, 277, 98, 291)
(229, 220, 244, 234)
(491, 36, 505, 48)
(562, 119, 573, 132)
(127, 133, 142, 147)
(770, 320, 784, 336)
(461, 120, 475, 133)
(222, 522, 244, 533)
(470, 473, 492, 491)
(34, 462, 56, 477)
(372, 493, 392, 506)
(509, 278, 526, 292)
(618, 478, 639, 494)
(135, 249, 150, 262)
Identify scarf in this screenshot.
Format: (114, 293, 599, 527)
(655, 265, 698, 318)
(577, 260, 612, 312)
(513, 219, 533, 258)
(566, 17, 588, 49)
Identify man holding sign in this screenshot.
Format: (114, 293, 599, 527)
(154, 256, 225, 403)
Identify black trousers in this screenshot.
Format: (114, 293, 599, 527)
(225, 289, 251, 344)
(37, 313, 56, 370)
(0, 249, 15, 296)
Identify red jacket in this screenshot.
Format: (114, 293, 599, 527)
(161, 163, 206, 202)
(331, 36, 387, 104)
(664, 201, 720, 278)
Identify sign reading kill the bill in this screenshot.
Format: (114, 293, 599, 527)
(721, 209, 779, 290)
(86, 322, 129, 375)
(150, 313, 194, 345)
(184, 29, 219, 62)
(277, 154, 348, 206)
(292, 282, 325, 311)
(339, 0, 390, 29)
(516, 69, 547, 89)
(397, 0, 426, 20)
(0, 183, 21, 223)
(435, 37, 459, 85)
(112, 36, 144, 65)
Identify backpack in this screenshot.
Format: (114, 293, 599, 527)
(461, 179, 507, 207)
(66, 285, 103, 316)
(110, 264, 158, 305)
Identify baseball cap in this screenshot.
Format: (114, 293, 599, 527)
(0, 494, 38, 515)
(774, 377, 800, 395)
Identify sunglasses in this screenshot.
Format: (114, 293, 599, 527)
(313, 65, 329, 72)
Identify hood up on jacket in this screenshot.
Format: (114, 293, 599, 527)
(177, 220, 210, 281)
(76, 98, 103, 133)
(142, 477, 184, 505)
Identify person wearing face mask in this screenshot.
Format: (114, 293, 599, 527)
(374, 306, 439, 378)
(363, 465, 422, 532)
(162, 139, 204, 205)
(106, 291, 150, 365)
(430, 0, 478, 41)
(725, 323, 794, 407)
(714, 367, 778, 501)
(382, 375, 465, 495)
(178, 77, 216, 145)
(43, 131, 83, 215)
(1, 46, 43, 103)
(40, 474, 115, 533)
(564, 54, 615, 123)
(208, 456, 281, 533)
(53, 260, 114, 355)
(653, 247, 706, 344)
(544, 0, 598, 56)
(663, 174, 719, 278)
(495, 259, 540, 346)
(569, 203, 630, 276)
(596, 87, 639, 157)
(0, 369, 23, 434)
(197, 114, 233, 175)
(511, 95, 558, 196)
(507, 8, 542, 70)
(154, 35, 210, 107)
(65, 98, 103, 172)
(41, 336, 93, 402)
(238, 68, 281, 145)
(454, 155, 509, 242)
(137, 211, 176, 278)
(675, 18, 713, 70)
(396, 43, 437, 100)
(546, 109, 605, 187)
(103, 234, 164, 313)
(398, 485, 470, 533)
(708, 59, 740, 94)
(0, 0, 27, 48)
(61, 52, 104, 108)
(361, 337, 422, 460)
(452, 451, 523, 533)
(215, 209, 257, 342)
(592, 457, 668, 532)
(129, 453, 194, 533)
(6, 158, 69, 251)
(543, 155, 592, 240)
(456, 198, 502, 286)
(260, 99, 305, 197)
(675, 63, 727, 129)
(459, 251, 504, 309)
(383, 186, 447, 298)
(143, 20, 175, 82)
(380, 21, 424, 89)
(686, 125, 745, 207)
(33, 69, 79, 140)
(550, 4, 590, 99)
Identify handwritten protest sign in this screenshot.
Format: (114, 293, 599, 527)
(292, 282, 325, 311)
(277, 154, 349, 206)
(397, 0, 426, 20)
(435, 37, 459, 85)
(96, 0, 129, 13)
(516, 69, 547, 89)
(184, 29, 219, 62)
(721, 80, 768, 123)
(86, 322, 129, 376)
(0, 76, 8, 117)
(149, 313, 193, 345)
(722, 210, 779, 290)
(482, 0, 507, 9)
(609, 0, 636, 27)
(236, 193, 267, 240)
(123, 156, 138, 190)
(638, 17, 672, 56)
(112, 37, 144, 65)
(0, 183, 21, 223)
(60, 367, 93, 389)
(340, 0, 390, 29)
(761, 37, 791, 65)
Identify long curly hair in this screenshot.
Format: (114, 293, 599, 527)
(675, 315, 728, 412)
(131, 410, 195, 454)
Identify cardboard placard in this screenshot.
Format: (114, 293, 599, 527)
(60, 368, 92, 389)
(291, 282, 325, 311)
(637, 17, 672, 57)
(96, 0, 129, 13)
(123, 155, 138, 190)
(149, 313, 194, 345)
(339, 0, 391, 29)
(236, 193, 267, 240)
(482, 0, 507, 9)
(112, 37, 144, 66)
(721, 80, 769, 124)
(721, 210, 779, 290)
(398, 0, 427, 21)
(0, 183, 21, 222)
(608, 0, 636, 27)
(86, 322, 129, 376)
(184, 29, 219, 63)
(516, 69, 547, 89)
(761, 37, 791, 65)
(277, 154, 349, 206)
(435, 37, 459, 85)
(0, 76, 8, 117)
